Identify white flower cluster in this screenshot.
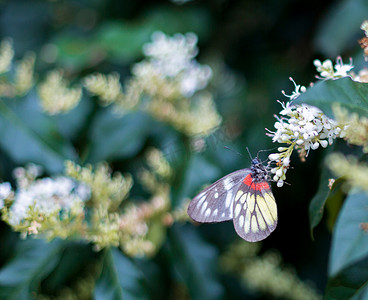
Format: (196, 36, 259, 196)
(313, 57, 353, 80)
(133, 31, 212, 97)
(266, 78, 345, 187)
(6, 175, 90, 226)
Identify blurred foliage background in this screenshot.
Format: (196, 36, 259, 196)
(0, 0, 367, 299)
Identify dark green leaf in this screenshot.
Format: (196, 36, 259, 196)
(314, 0, 368, 57)
(165, 224, 224, 300)
(54, 95, 93, 140)
(325, 178, 345, 231)
(87, 110, 152, 163)
(170, 153, 221, 208)
(141, 6, 212, 40)
(54, 7, 212, 69)
(295, 78, 368, 118)
(325, 189, 368, 298)
(95, 21, 153, 64)
(42, 242, 97, 293)
(0, 92, 77, 173)
(94, 248, 148, 300)
(309, 166, 333, 232)
(0, 239, 65, 300)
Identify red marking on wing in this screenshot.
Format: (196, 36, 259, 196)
(243, 174, 270, 191)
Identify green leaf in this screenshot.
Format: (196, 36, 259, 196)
(295, 78, 368, 119)
(325, 177, 345, 231)
(141, 6, 212, 39)
(165, 225, 224, 300)
(325, 189, 368, 298)
(94, 248, 148, 300)
(0, 92, 77, 173)
(95, 21, 154, 64)
(87, 110, 152, 163)
(309, 164, 333, 232)
(42, 242, 97, 293)
(54, 95, 93, 140)
(314, 0, 368, 57)
(170, 153, 221, 208)
(54, 7, 212, 69)
(0, 239, 65, 300)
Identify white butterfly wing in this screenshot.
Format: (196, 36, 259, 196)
(187, 169, 251, 223)
(232, 181, 277, 242)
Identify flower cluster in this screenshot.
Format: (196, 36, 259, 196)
(0, 40, 35, 98)
(83, 72, 123, 106)
(267, 78, 345, 187)
(327, 153, 368, 192)
(1, 164, 90, 238)
(84, 31, 221, 137)
(38, 70, 82, 115)
(0, 151, 190, 256)
(332, 105, 368, 152)
(137, 31, 212, 97)
(267, 21, 368, 188)
(14, 53, 36, 95)
(313, 57, 353, 80)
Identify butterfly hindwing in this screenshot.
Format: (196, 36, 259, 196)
(187, 169, 251, 223)
(232, 175, 277, 242)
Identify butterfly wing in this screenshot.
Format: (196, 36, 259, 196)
(188, 169, 251, 223)
(232, 177, 277, 242)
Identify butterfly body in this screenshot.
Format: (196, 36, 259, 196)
(187, 158, 277, 242)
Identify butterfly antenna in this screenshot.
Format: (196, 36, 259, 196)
(245, 147, 253, 160)
(257, 147, 278, 156)
(256, 147, 278, 163)
(224, 146, 244, 157)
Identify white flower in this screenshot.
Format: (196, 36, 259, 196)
(314, 57, 353, 80)
(143, 32, 198, 76)
(137, 31, 212, 97)
(277, 180, 284, 188)
(179, 63, 212, 97)
(9, 176, 90, 226)
(281, 77, 306, 101)
(278, 100, 295, 115)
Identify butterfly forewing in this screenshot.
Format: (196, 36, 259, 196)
(188, 169, 251, 223)
(232, 179, 277, 242)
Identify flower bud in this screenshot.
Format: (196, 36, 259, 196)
(320, 140, 328, 148)
(311, 142, 319, 150)
(268, 153, 281, 161)
(276, 168, 283, 178)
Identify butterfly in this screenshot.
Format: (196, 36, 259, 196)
(187, 157, 277, 242)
